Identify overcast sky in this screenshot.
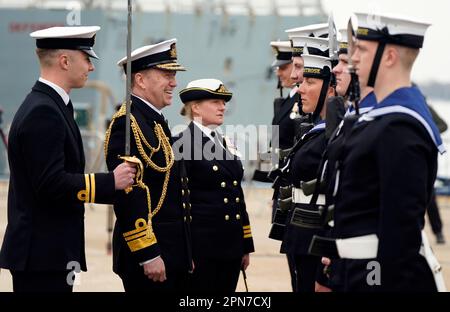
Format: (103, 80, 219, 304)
(321, 0, 449, 84)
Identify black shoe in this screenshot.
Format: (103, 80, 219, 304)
(436, 232, 446, 245)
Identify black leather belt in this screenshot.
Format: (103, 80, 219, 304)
(308, 235, 340, 259)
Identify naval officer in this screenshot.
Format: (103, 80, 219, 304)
(105, 39, 192, 292)
(176, 78, 255, 292)
(0, 26, 136, 292)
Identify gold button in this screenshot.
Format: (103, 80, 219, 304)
(236, 214, 241, 220)
(213, 165, 218, 171)
(182, 190, 185, 196)
(224, 198, 228, 204)
(221, 182, 226, 188)
(183, 203, 186, 209)
(235, 197, 240, 203)
(184, 216, 187, 222)
(186, 177, 189, 183)
(188, 189, 191, 195)
(188, 203, 191, 209)
(225, 215, 230, 221)
(190, 216, 193, 222)
(233, 180, 238, 186)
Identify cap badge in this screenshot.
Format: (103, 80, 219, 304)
(217, 84, 228, 93)
(170, 43, 177, 58)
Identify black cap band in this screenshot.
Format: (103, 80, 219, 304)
(338, 42, 348, 55)
(277, 51, 292, 61)
(356, 26, 424, 49)
(292, 47, 304, 57)
(307, 47, 329, 57)
(179, 88, 232, 103)
(124, 49, 178, 73)
(292, 47, 329, 58)
(36, 36, 95, 50)
(303, 65, 331, 80)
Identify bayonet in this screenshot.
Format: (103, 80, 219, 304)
(347, 18, 361, 115)
(328, 13, 338, 62)
(328, 13, 338, 91)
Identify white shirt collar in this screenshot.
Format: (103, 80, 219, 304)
(38, 77, 70, 105)
(193, 121, 227, 151)
(132, 94, 162, 116)
(290, 86, 299, 98)
(193, 120, 216, 141)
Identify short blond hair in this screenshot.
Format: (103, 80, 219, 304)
(35, 48, 61, 67)
(396, 45, 420, 69)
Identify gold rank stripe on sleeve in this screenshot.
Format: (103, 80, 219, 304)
(243, 225, 252, 238)
(123, 218, 157, 252)
(77, 173, 97, 203)
(90, 173, 95, 203)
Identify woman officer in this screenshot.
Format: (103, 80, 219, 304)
(280, 54, 334, 292)
(175, 79, 255, 292)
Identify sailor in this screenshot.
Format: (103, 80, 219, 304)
(337, 28, 376, 117)
(286, 23, 329, 101)
(268, 25, 329, 292)
(254, 40, 299, 181)
(0, 26, 136, 292)
(105, 39, 192, 292)
(312, 13, 446, 292)
(312, 25, 376, 292)
(257, 40, 299, 291)
(270, 40, 300, 151)
(175, 78, 255, 292)
(279, 51, 334, 292)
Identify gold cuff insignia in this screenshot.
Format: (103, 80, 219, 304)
(123, 218, 157, 252)
(77, 173, 96, 203)
(243, 225, 252, 238)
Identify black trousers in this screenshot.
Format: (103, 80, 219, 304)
(293, 254, 320, 293)
(427, 191, 443, 234)
(11, 270, 73, 293)
(188, 257, 242, 293)
(119, 269, 189, 293)
(286, 254, 297, 292)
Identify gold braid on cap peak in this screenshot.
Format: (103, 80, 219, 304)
(104, 102, 175, 242)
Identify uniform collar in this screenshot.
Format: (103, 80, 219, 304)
(38, 77, 70, 105)
(193, 120, 217, 141)
(290, 86, 298, 98)
(363, 86, 445, 154)
(345, 91, 377, 116)
(132, 93, 163, 116)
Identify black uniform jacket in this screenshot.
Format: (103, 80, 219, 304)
(105, 95, 191, 275)
(280, 127, 327, 255)
(0, 81, 115, 272)
(272, 92, 299, 150)
(175, 122, 254, 260)
(334, 113, 437, 291)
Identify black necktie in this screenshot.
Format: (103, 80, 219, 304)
(67, 100, 74, 118)
(211, 131, 224, 151)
